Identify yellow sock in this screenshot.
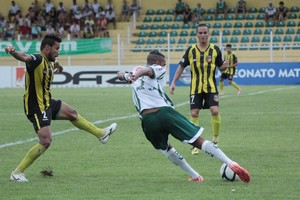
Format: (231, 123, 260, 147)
(15, 143, 46, 173)
(219, 81, 224, 91)
(71, 114, 105, 138)
(211, 114, 221, 143)
(189, 116, 199, 126)
(231, 81, 240, 90)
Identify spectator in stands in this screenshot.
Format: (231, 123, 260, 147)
(31, 22, 42, 39)
(277, 1, 288, 21)
(45, 22, 55, 34)
(72, 6, 83, 24)
(97, 12, 109, 38)
(70, 0, 79, 20)
(129, 0, 141, 19)
(85, 15, 95, 30)
(8, 1, 20, 23)
(82, 0, 92, 10)
(83, 22, 94, 38)
(70, 21, 81, 39)
(95, 6, 104, 20)
(119, 0, 129, 22)
(14, 10, 23, 28)
(183, 4, 192, 24)
(30, 0, 41, 16)
(55, 22, 65, 38)
(265, 2, 277, 22)
(82, 4, 94, 19)
(36, 14, 46, 31)
(92, 0, 102, 16)
(48, 7, 58, 26)
(19, 21, 31, 40)
(105, 0, 114, 12)
(235, 0, 247, 18)
(27, 6, 38, 24)
(57, 2, 67, 26)
(106, 8, 116, 29)
(215, 0, 227, 17)
(192, 3, 205, 23)
(3, 23, 15, 40)
(175, 0, 185, 16)
(43, 0, 54, 17)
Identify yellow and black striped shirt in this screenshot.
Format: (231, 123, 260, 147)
(23, 53, 54, 115)
(224, 52, 238, 75)
(179, 43, 223, 94)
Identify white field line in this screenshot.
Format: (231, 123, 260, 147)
(0, 86, 296, 149)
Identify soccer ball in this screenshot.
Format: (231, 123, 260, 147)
(220, 163, 240, 181)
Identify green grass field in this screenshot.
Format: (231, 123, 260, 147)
(0, 85, 299, 200)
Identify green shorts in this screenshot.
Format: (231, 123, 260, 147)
(141, 107, 204, 150)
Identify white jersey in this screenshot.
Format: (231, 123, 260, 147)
(131, 65, 173, 115)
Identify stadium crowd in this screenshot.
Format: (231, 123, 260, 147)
(0, 0, 290, 41)
(0, 0, 141, 40)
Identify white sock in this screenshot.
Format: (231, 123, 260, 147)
(201, 140, 233, 165)
(163, 147, 200, 179)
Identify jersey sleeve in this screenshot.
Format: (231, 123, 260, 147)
(151, 65, 166, 80)
(215, 46, 223, 68)
(178, 46, 192, 68)
(233, 53, 238, 64)
(27, 54, 43, 69)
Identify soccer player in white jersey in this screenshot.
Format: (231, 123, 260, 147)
(117, 50, 251, 183)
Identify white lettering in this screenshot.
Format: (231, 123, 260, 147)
(16, 41, 32, 52)
(237, 69, 277, 78)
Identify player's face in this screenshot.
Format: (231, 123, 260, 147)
(48, 42, 60, 62)
(226, 47, 232, 53)
(197, 26, 209, 44)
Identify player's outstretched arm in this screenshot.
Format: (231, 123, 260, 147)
(131, 67, 153, 81)
(5, 46, 32, 63)
(169, 65, 184, 94)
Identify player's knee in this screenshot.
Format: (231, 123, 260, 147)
(68, 109, 78, 121)
(228, 81, 232, 84)
(190, 110, 199, 118)
(40, 138, 52, 148)
(211, 109, 219, 116)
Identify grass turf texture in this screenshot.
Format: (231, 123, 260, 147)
(0, 86, 299, 200)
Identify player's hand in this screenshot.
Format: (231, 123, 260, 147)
(223, 60, 229, 68)
(5, 46, 15, 54)
(54, 60, 63, 73)
(169, 83, 176, 94)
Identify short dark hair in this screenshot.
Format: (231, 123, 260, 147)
(197, 23, 209, 32)
(226, 44, 232, 48)
(147, 50, 165, 65)
(40, 34, 62, 51)
(279, 1, 284, 5)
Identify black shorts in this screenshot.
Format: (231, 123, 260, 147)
(190, 93, 219, 110)
(27, 99, 62, 132)
(221, 73, 234, 80)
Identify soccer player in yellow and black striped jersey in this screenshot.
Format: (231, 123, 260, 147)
(5, 34, 117, 182)
(170, 24, 229, 155)
(219, 44, 241, 95)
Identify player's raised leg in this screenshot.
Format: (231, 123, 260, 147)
(192, 137, 250, 183)
(58, 102, 117, 143)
